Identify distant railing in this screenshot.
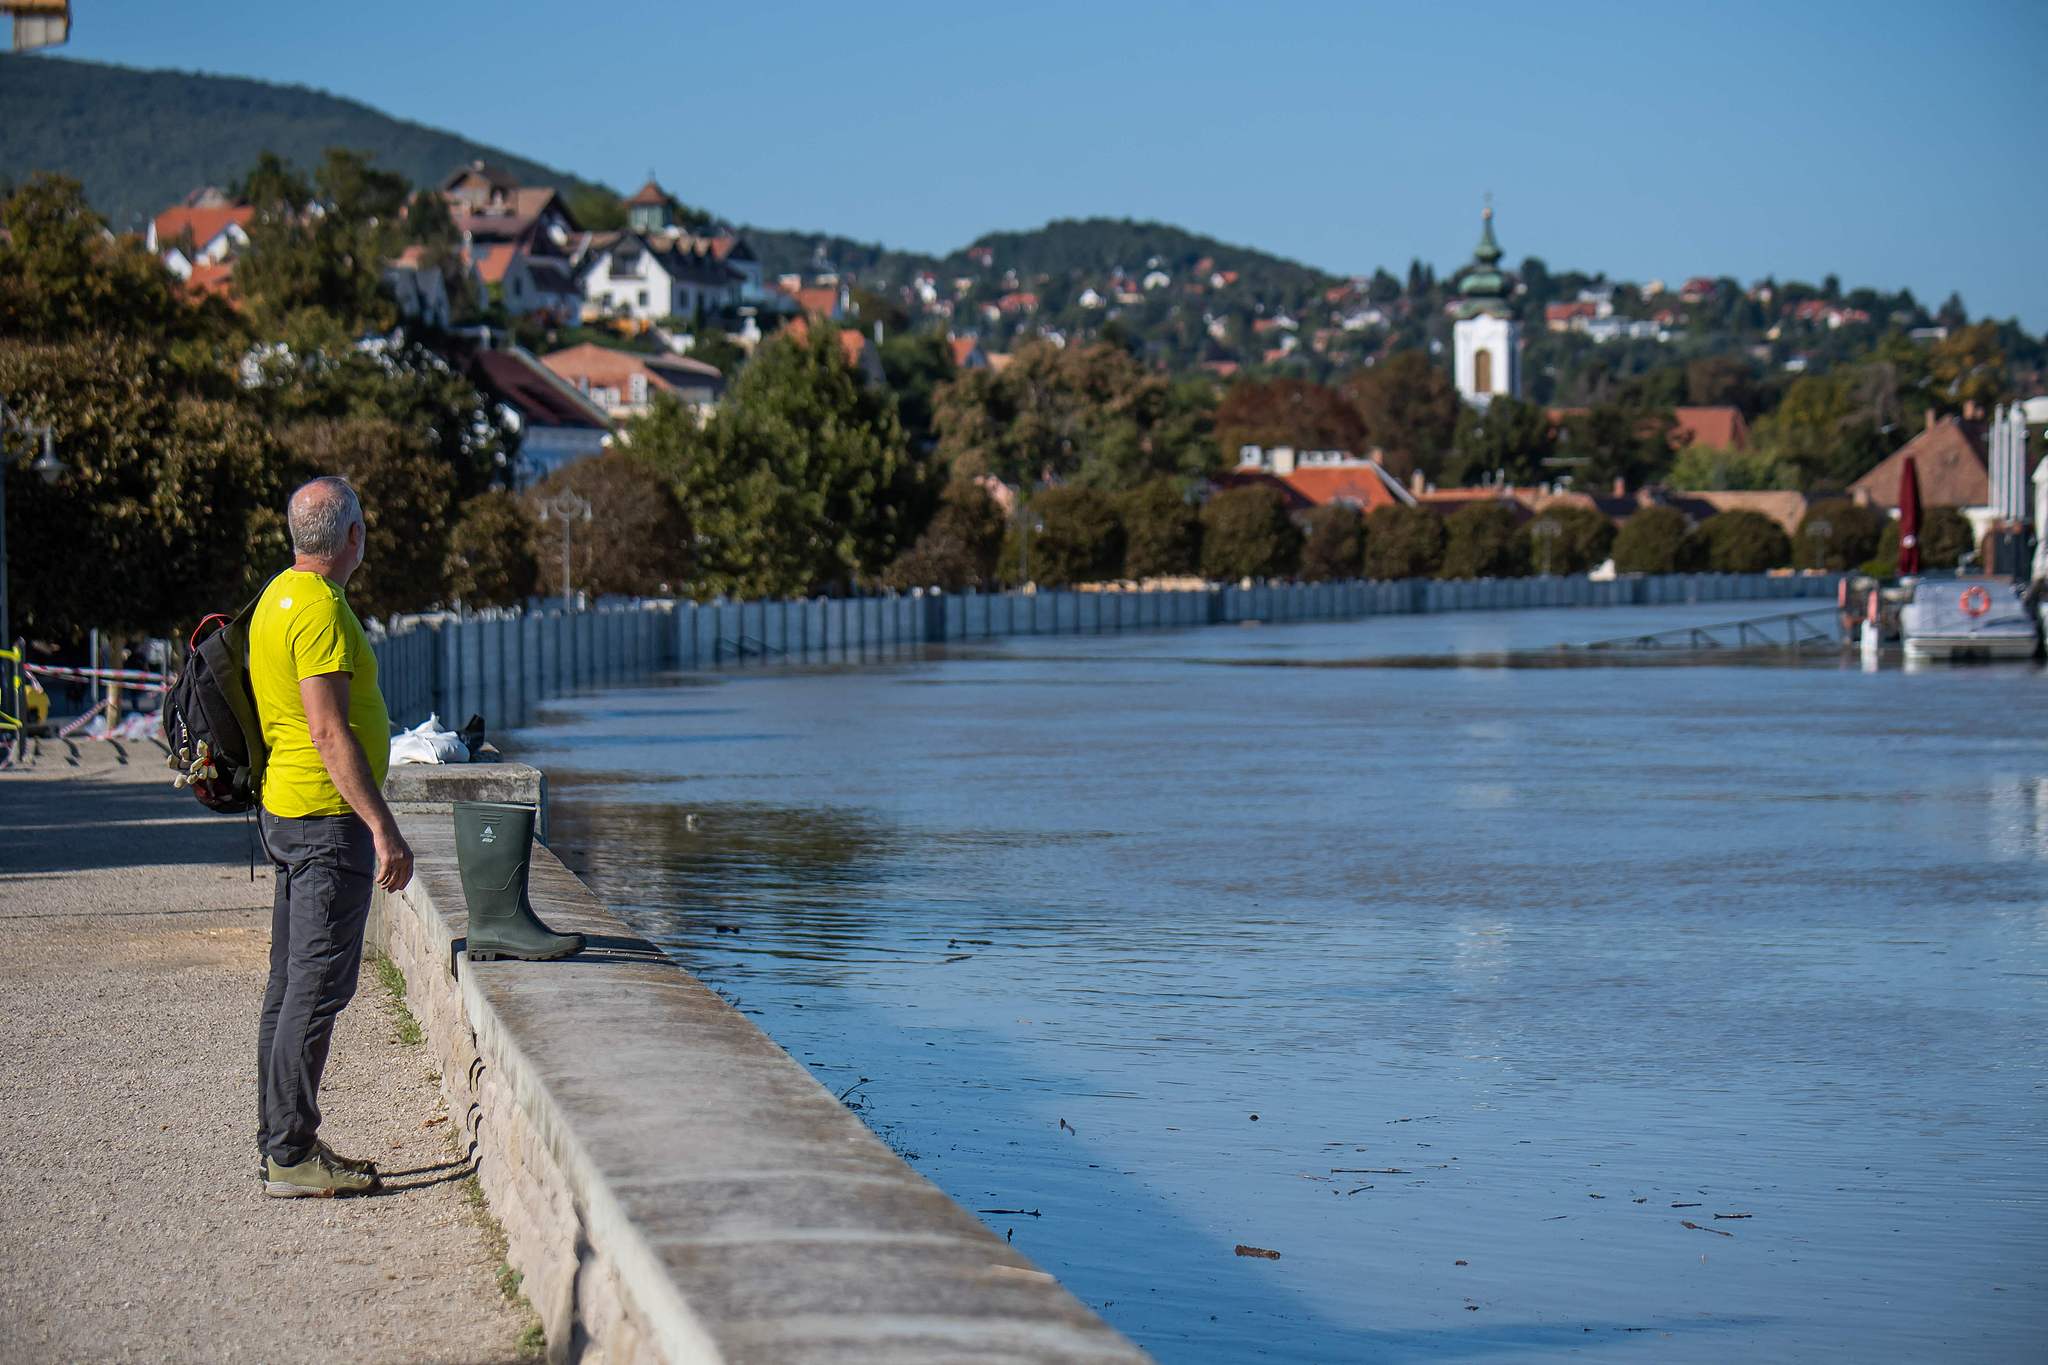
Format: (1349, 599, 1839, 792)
(370, 572, 1845, 732)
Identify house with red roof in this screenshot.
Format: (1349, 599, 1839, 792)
(582, 231, 739, 324)
(1850, 413, 1989, 511)
(1227, 445, 1417, 516)
(949, 336, 990, 370)
(146, 203, 253, 270)
(1670, 405, 1751, 451)
(461, 341, 613, 482)
(541, 342, 723, 419)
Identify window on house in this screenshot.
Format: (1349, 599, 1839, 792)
(629, 374, 648, 404)
(512, 276, 523, 297)
(638, 289, 649, 307)
(1474, 349, 1493, 393)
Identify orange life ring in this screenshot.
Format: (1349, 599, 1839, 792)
(1959, 585, 1992, 618)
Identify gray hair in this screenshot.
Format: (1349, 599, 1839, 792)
(288, 476, 364, 558)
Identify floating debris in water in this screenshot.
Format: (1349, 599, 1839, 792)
(1681, 1220, 1734, 1237)
(1059, 1118, 1076, 1135)
(1234, 1245, 1281, 1260)
(978, 1207, 1041, 1217)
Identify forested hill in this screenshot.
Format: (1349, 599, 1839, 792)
(0, 55, 616, 230)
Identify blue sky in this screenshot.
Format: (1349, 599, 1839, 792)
(46, 0, 2048, 328)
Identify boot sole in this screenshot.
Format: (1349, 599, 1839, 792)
(468, 944, 582, 962)
(263, 1180, 374, 1198)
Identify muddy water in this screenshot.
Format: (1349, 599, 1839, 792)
(519, 603, 2048, 1362)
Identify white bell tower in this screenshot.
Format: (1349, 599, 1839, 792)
(1452, 203, 1519, 408)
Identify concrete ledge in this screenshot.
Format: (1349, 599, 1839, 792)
(371, 765, 1146, 1364)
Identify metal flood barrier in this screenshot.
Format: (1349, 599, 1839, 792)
(370, 572, 1844, 730)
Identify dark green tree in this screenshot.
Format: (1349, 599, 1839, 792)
(1554, 403, 1676, 490)
(1117, 477, 1202, 578)
(878, 330, 955, 454)
(1200, 485, 1301, 581)
(1443, 396, 1554, 487)
(632, 323, 922, 598)
(1612, 506, 1698, 574)
(445, 490, 541, 606)
(1793, 498, 1886, 570)
(1685, 510, 1791, 573)
(1361, 505, 1446, 579)
(1298, 504, 1364, 581)
(1005, 485, 1123, 587)
(1439, 503, 1529, 579)
(1522, 505, 1614, 575)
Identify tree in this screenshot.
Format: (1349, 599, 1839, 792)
(283, 417, 456, 619)
(1214, 377, 1367, 457)
(1200, 485, 1301, 581)
(1339, 350, 1459, 480)
(632, 324, 921, 599)
(0, 336, 289, 643)
(1667, 443, 1795, 491)
(1117, 476, 1202, 578)
(1753, 372, 1892, 491)
(933, 338, 1212, 490)
(1685, 510, 1791, 573)
(1443, 395, 1554, 487)
(1612, 506, 1697, 574)
(1554, 403, 1675, 490)
(526, 451, 691, 598)
(1361, 505, 1446, 579)
(878, 330, 955, 454)
(1925, 322, 2008, 414)
(1298, 504, 1364, 581)
(1793, 498, 1886, 570)
(446, 491, 541, 606)
(247, 330, 511, 502)
(882, 479, 1005, 591)
(1006, 485, 1123, 587)
(565, 188, 627, 232)
(1522, 505, 1614, 575)
(1439, 503, 1529, 579)
(1685, 355, 1760, 413)
(1870, 505, 1974, 574)
(0, 174, 225, 349)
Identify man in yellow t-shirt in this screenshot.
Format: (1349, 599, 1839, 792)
(247, 476, 413, 1198)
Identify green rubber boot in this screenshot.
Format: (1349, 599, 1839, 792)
(454, 801, 584, 962)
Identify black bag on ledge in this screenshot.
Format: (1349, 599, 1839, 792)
(163, 599, 267, 813)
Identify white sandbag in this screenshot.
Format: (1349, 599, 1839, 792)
(389, 713, 469, 765)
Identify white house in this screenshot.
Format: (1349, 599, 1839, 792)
(147, 204, 253, 275)
(581, 232, 738, 323)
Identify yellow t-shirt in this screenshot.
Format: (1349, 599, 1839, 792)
(248, 569, 391, 818)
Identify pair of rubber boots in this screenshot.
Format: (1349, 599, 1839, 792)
(454, 802, 583, 962)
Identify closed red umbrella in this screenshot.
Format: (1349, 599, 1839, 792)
(1897, 455, 1923, 577)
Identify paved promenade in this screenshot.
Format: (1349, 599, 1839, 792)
(0, 738, 534, 1363)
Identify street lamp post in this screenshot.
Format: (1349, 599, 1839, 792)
(1530, 517, 1561, 577)
(535, 488, 592, 609)
(1805, 517, 1833, 570)
(0, 400, 65, 662)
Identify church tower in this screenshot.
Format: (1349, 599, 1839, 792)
(1452, 204, 1520, 407)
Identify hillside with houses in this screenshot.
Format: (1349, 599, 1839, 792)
(2, 55, 2045, 647)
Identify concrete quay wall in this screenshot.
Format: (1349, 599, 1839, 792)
(368, 763, 1148, 1365)
(373, 571, 1844, 729)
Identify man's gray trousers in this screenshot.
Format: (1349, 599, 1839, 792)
(256, 810, 375, 1166)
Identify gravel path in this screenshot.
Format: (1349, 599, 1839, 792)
(0, 737, 535, 1364)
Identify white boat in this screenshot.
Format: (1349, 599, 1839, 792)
(1900, 580, 2041, 663)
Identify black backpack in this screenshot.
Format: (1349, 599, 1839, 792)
(163, 597, 267, 813)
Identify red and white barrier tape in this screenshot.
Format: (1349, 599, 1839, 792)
(23, 662, 170, 692)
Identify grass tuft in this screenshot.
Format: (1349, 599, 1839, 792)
(462, 1173, 545, 1360)
(367, 949, 425, 1047)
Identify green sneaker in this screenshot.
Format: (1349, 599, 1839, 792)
(264, 1148, 379, 1198)
(254, 1139, 378, 1184)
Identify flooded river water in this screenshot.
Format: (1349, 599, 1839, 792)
(516, 601, 2047, 1362)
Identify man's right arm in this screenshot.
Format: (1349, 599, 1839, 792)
(301, 671, 413, 893)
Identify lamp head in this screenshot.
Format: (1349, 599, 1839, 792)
(31, 429, 63, 485)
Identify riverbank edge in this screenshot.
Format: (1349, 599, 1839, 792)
(371, 763, 1148, 1365)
